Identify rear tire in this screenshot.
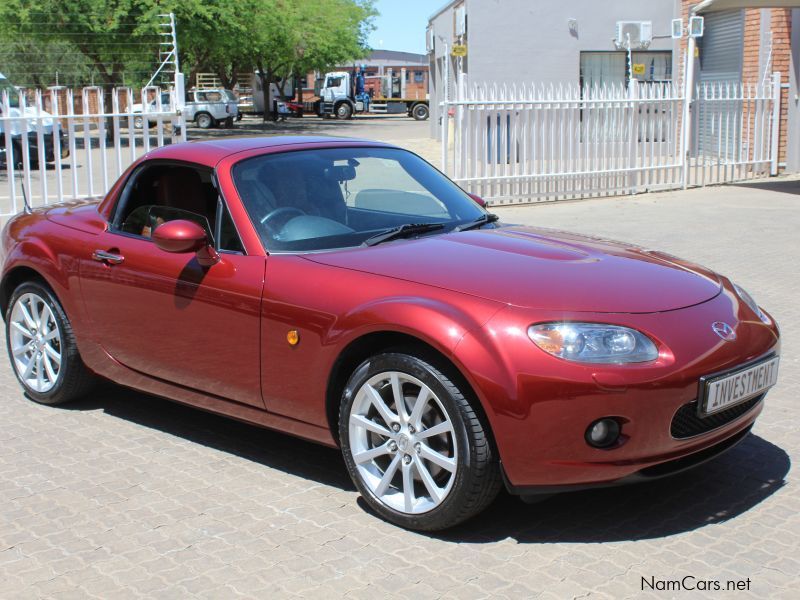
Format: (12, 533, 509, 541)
(5, 281, 96, 405)
(411, 103, 429, 121)
(339, 352, 501, 531)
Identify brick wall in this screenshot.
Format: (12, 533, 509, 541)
(770, 9, 792, 165)
(680, 1, 792, 169)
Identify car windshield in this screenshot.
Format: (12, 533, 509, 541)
(232, 146, 486, 252)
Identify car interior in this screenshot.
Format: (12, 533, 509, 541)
(114, 164, 243, 253)
(233, 151, 458, 249)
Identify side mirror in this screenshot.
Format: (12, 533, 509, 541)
(468, 193, 487, 208)
(152, 219, 219, 266)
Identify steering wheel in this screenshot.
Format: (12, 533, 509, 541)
(260, 206, 306, 236)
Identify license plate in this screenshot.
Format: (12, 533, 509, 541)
(699, 355, 780, 416)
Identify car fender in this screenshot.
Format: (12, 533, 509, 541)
(325, 294, 508, 430)
(1, 230, 92, 352)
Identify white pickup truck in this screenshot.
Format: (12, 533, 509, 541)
(133, 89, 239, 129)
(183, 89, 238, 129)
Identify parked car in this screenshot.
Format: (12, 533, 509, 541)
(184, 89, 238, 129)
(0, 72, 68, 169)
(130, 92, 172, 129)
(222, 89, 243, 121)
(0, 137, 781, 531)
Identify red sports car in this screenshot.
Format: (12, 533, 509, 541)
(0, 137, 781, 530)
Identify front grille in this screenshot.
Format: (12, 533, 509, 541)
(670, 394, 764, 439)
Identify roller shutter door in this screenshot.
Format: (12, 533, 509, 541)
(696, 10, 744, 158)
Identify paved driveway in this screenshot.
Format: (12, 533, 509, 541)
(1, 179, 798, 598)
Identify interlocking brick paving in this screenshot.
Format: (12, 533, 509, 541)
(1, 177, 798, 598)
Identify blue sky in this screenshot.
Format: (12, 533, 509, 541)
(367, 0, 436, 55)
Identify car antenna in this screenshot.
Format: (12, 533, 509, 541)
(20, 178, 32, 214)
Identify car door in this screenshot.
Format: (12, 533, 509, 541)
(79, 162, 266, 408)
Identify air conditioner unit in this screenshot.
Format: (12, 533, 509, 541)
(615, 21, 653, 49)
(455, 6, 466, 37)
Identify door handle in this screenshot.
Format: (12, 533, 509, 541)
(92, 250, 125, 265)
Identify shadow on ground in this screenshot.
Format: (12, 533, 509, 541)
(64, 383, 789, 543)
(733, 178, 800, 195)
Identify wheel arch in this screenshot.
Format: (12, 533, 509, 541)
(334, 98, 355, 110)
(325, 330, 496, 450)
(0, 265, 50, 318)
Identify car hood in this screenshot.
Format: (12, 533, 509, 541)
(303, 225, 723, 313)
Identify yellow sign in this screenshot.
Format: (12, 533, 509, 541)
(632, 63, 646, 76)
(451, 44, 467, 57)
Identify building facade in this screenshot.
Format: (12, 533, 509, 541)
(677, 1, 797, 170)
(428, 0, 800, 171)
(427, 0, 676, 136)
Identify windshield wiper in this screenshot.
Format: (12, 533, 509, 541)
(454, 213, 500, 232)
(362, 223, 445, 247)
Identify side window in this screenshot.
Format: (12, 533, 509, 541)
(216, 201, 244, 253)
(113, 164, 219, 241)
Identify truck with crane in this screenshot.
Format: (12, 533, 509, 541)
(315, 68, 429, 121)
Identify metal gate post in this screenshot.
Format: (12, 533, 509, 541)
(770, 72, 781, 176)
(681, 36, 697, 189)
(440, 40, 450, 174)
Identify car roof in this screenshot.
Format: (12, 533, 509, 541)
(144, 135, 395, 168)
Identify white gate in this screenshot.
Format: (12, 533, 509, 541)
(687, 78, 780, 186)
(442, 73, 781, 205)
(1, 86, 185, 217)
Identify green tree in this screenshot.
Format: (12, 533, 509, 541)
(239, 0, 375, 117)
(0, 0, 376, 111)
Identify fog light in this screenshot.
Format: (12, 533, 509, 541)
(586, 418, 621, 448)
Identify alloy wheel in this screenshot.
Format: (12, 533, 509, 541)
(348, 371, 458, 514)
(9, 292, 62, 393)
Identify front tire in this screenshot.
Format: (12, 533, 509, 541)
(5, 281, 96, 405)
(340, 352, 501, 531)
(335, 102, 353, 120)
(195, 112, 215, 129)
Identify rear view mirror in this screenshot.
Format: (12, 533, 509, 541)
(324, 165, 356, 182)
(152, 219, 220, 266)
(153, 219, 208, 253)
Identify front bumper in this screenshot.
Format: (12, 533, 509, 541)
(508, 423, 754, 497)
(456, 284, 781, 490)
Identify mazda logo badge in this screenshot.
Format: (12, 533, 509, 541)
(712, 321, 737, 341)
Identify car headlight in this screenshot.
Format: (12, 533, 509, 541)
(733, 283, 770, 324)
(528, 323, 659, 364)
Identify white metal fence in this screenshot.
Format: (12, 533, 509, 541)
(688, 78, 780, 187)
(1, 86, 185, 217)
(442, 74, 781, 205)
